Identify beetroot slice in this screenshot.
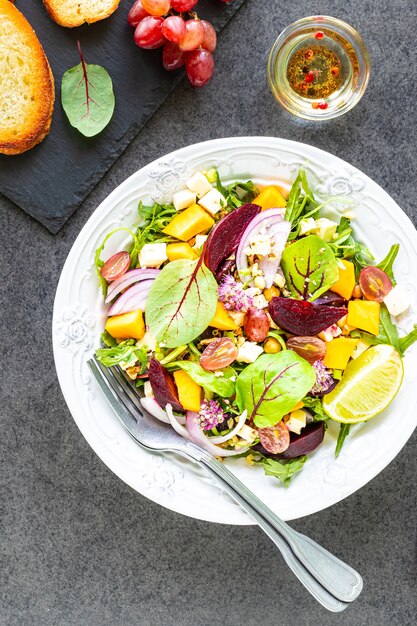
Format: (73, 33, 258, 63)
(314, 290, 347, 307)
(268, 297, 348, 336)
(277, 422, 325, 459)
(254, 422, 325, 460)
(147, 358, 183, 412)
(204, 202, 261, 275)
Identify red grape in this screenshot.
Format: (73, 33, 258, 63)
(179, 19, 204, 51)
(134, 16, 166, 48)
(128, 0, 149, 27)
(258, 422, 290, 454)
(359, 267, 393, 302)
(171, 0, 198, 10)
(186, 49, 214, 87)
(200, 20, 217, 52)
(141, 0, 170, 16)
(100, 252, 131, 282)
(162, 42, 187, 70)
(162, 15, 186, 44)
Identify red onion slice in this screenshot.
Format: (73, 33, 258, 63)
(236, 209, 291, 289)
(105, 269, 160, 304)
(108, 280, 154, 316)
(186, 412, 249, 457)
(140, 397, 170, 423)
(209, 410, 248, 444)
(166, 404, 189, 439)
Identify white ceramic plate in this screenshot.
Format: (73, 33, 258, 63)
(53, 137, 417, 524)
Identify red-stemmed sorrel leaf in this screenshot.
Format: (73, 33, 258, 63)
(235, 352, 315, 428)
(280, 235, 339, 301)
(61, 41, 115, 137)
(145, 257, 218, 348)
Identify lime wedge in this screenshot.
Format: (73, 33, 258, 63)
(323, 344, 403, 423)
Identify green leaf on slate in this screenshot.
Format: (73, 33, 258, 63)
(145, 258, 218, 349)
(235, 352, 316, 428)
(281, 235, 339, 301)
(61, 47, 115, 137)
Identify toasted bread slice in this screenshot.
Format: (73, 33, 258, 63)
(43, 0, 121, 27)
(0, 0, 55, 155)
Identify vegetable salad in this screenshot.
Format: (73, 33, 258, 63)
(95, 166, 416, 485)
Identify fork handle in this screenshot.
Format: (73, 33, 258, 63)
(185, 443, 362, 605)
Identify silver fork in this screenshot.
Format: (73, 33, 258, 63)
(88, 357, 363, 612)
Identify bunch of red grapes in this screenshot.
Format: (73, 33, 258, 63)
(128, 0, 232, 87)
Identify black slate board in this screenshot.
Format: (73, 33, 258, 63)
(0, 0, 245, 233)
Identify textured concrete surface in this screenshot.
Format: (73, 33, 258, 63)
(1, 1, 416, 624)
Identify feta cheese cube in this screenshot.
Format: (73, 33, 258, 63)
(172, 189, 196, 211)
(318, 324, 342, 342)
(186, 172, 212, 198)
(236, 341, 264, 363)
(252, 294, 269, 310)
(139, 243, 167, 268)
(136, 330, 157, 352)
(144, 381, 154, 398)
(273, 272, 286, 289)
(383, 285, 410, 316)
(194, 234, 208, 249)
(315, 218, 338, 242)
(299, 217, 317, 235)
(351, 339, 370, 360)
(198, 188, 226, 216)
(286, 409, 307, 434)
(228, 310, 246, 327)
(237, 424, 257, 443)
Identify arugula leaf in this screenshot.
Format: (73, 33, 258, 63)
(301, 396, 328, 421)
(224, 180, 259, 210)
(95, 340, 148, 370)
(101, 330, 118, 348)
(285, 168, 319, 238)
(130, 201, 177, 265)
(145, 258, 218, 348)
(377, 244, 399, 285)
(172, 361, 236, 397)
(235, 352, 316, 428)
(399, 325, 417, 354)
(61, 42, 115, 137)
(262, 456, 307, 486)
(94, 226, 138, 296)
(281, 235, 339, 301)
(335, 423, 350, 458)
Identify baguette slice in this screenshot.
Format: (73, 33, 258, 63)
(0, 0, 55, 155)
(43, 0, 121, 27)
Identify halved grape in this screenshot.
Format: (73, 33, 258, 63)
(200, 338, 238, 371)
(100, 252, 130, 282)
(286, 336, 326, 363)
(359, 266, 392, 302)
(258, 422, 290, 454)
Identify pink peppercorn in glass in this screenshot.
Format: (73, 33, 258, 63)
(267, 16, 370, 120)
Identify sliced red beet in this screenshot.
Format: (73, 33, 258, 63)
(268, 297, 348, 336)
(254, 422, 325, 459)
(147, 358, 183, 411)
(277, 422, 325, 459)
(204, 202, 261, 275)
(314, 290, 347, 307)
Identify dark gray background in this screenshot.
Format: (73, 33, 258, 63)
(1, 1, 416, 625)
